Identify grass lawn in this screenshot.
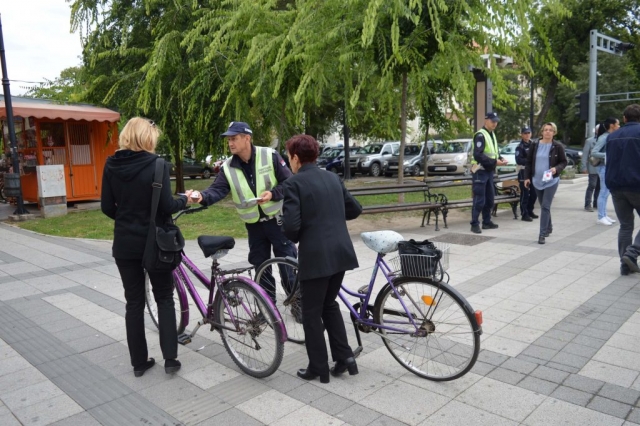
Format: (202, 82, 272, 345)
(13, 175, 473, 240)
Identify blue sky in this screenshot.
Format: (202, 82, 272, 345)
(2, 1, 82, 95)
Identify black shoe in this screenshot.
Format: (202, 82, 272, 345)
(584, 206, 594, 212)
(297, 368, 329, 383)
(621, 264, 631, 276)
(547, 228, 553, 235)
(530, 213, 539, 219)
(521, 215, 533, 222)
(538, 235, 545, 244)
(623, 255, 640, 273)
(133, 358, 155, 377)
(482, 222, 499, 229)
(330, 357, 359, 377)
(471, 224, 482, 234)
(165, 359, 181, 374)
(542, 232, 549, 238)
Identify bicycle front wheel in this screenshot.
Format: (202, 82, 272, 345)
(254, 257, 304, 344)
(214, 279, 284, 378)
(145, 270, 187, 335)
(373, 277, 480, 381)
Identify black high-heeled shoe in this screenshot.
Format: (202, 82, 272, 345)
(133, 358, 155, 377)
(330, 357, 359, 377)
(297, 368, 330, 383)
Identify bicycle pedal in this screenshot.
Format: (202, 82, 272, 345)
(177, 333, 192, 345)
(357, 285, 369, 294)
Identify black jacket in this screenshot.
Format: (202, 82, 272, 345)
(101, 150, 187, 259)
(605, 122, 640, 193)
(515, 139, 534, 180)
(524, 140, 568, 181)
(282, 165, 362, 281)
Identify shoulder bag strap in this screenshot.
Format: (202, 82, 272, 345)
(150, 158, 164, 222)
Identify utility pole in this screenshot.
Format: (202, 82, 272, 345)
(588, 30, 635, 138)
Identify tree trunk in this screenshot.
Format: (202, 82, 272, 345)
(173, 140, 185, 194)
(534, 75, 558, 133)
(398, 72, 408, 203)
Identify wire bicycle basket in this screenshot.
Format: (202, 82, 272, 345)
(388, 242, 450, 280)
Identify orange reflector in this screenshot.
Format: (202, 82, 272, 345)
(421, 295, 434, 306)
(475, 310, 483, 326)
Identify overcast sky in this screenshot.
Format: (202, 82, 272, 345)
(2, 1, 82, 95)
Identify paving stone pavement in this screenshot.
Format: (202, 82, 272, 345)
(1, 180, 640, 425)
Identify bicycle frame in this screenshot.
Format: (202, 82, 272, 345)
(338, 253, 425, 335)
(174, 252, 288, 343)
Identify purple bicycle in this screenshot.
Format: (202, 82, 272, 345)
(262, 230, 483, 381)
(144, 206, 286, 378)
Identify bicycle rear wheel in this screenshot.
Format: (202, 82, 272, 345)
(145, 270, 187, 335)
(214, 279, 284, 378)
(373, 276, 480, 381)
(254, 257, 304, 344)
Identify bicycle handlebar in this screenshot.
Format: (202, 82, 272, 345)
(173, 205, 208, 222)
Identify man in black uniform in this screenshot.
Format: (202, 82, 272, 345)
(470, 112, 508, 234)
(188, 122, 297, 301)
(515, 127, 538, 221)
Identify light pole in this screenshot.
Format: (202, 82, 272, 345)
(588, 30, 635, 137)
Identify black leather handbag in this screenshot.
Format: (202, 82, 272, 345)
(397, 239, 443, 279)
(142, 159, 185, 272)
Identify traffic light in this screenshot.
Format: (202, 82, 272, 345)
(575, 92, 589, 121)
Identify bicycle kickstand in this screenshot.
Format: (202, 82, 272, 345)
(178, 320, 204, 345)
(351, 320, 364, 358)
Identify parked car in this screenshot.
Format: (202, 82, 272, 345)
(497, 141, 520, 173)
(426, 139, 473, 175)
(383, 144, 422, 176)
(559, 143, 582, 167)
(168, 157, 213, 179)
(349, 141, 400, 177)
(326, 147, 363, 175)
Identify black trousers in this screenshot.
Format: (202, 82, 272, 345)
(300, 271, 354, 375)
(585, 173, 600, 208)
(115, 258, 177, 368)
(246, 218, 297, 301)
(518, 171, 538, 217)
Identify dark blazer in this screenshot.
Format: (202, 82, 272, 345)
(102, 150, 187, 259)
(282, 164, 362, 281)
(524, 140, 568, 181)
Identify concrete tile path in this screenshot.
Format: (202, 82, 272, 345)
(0, 179, 639, 425)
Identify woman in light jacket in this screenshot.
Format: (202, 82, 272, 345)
(524, 122, 568, 244)
(591, 117, 621, 226)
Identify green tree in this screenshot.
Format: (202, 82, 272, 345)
(24, 67, 87, 102)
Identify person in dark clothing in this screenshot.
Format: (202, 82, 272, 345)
(605, 104, 640, 275)
(188, 122, 297, 302)
(282, 134, 362, 384)
(101, 117, 188, 377)
(470, 112, 509, 234)
(581, 125, 601, 212)
(524, 122, 568, 245)
(515, 127, 538, 221)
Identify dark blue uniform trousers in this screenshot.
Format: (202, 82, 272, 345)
(471, 170, 495, 226)
(246, 218, 298, 301)
(518, 170, 537, 217)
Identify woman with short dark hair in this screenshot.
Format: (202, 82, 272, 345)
(282, 134, 362, 383)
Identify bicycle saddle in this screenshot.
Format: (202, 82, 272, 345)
(360, 231, 404, 254)
(197, 236, 235, 258)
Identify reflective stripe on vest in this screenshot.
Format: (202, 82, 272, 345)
(470, 129, 499, 165)
(223, 147, 283, 223)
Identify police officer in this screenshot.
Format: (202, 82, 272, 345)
(470, 112, 508, 234)
(515, 127, 538, 221)
(188, 121, 297, 301)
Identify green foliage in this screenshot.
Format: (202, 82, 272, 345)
(24, 67, 87, 102)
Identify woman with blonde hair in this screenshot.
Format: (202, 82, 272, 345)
(101, 117, 188, 376)
(524, 122, 568, 244)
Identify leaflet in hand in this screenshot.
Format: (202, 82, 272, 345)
(542, 169, 553, 182)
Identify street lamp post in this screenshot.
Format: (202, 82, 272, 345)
(588, 30, 635, 138)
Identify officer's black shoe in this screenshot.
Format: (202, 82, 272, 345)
(522, 215, 533, 222)
(471, 225, 482, 234)
(530, 213, 539, 219)
(482, 222, 499, 230)
(623, 255, 640, 273)
(538, 235, 546, 244)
